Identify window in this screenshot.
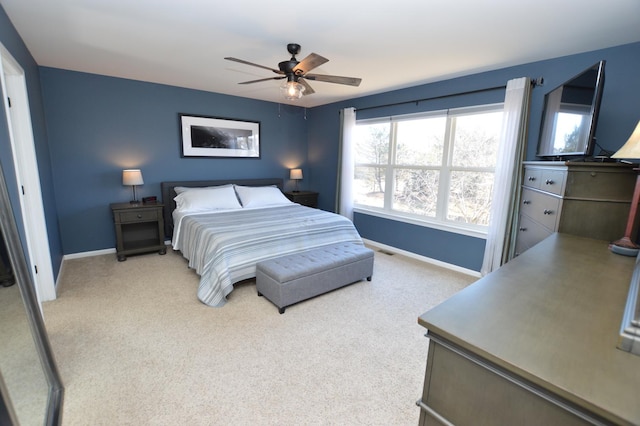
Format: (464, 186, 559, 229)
(354, 105, 503, 236)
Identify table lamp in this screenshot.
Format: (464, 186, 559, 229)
(122, 169, 144, 204)
(610, 120, 640, 256)
(290, 168, 303, 192)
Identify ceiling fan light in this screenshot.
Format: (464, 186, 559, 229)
(281, 80, 305, 100)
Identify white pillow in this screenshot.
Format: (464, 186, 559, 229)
(174, 184, 242, 213)
(174, 184, 231, 195)
(234, 185, 292, 208)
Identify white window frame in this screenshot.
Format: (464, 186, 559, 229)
(353, 104, 503, 239)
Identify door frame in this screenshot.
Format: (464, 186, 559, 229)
(0, 43, 56, 303)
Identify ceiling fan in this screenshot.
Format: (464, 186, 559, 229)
(224, 43, 362, 100)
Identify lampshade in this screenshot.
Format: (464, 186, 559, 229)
(290, 169, 303, 180)
(122, 169, 144, 186)
(612, 120, 640, 159)
(281, 80, 305, 100)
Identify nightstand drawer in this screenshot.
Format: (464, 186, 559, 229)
(293, 194, 317, 206)
(284, 191, 319, 208)
(117, 209, 158, 223)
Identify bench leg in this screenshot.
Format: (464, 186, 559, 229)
(257, 291, 263, 297)
(279, 307, 286, 314)
(367, 276, 372, 281)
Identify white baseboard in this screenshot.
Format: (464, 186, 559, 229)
(62, 240, 172, 261)
(54, 248, 117, 296)
(63, 247, 116, 260)
(56, 240, 481, 283)
(56, 243, 174, 292)
(362, 238, 481, 278)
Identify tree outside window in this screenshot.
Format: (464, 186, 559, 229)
(354, 105, 503, 233)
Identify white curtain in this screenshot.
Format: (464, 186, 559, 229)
(336, 107, 356, 220)
(481, 77, 532, 275)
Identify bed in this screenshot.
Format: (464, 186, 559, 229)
(160, 178, 365, 307)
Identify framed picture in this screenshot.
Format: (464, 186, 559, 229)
(179, 114, 260, 158)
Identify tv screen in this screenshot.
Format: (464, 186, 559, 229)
(536, 60, 605, 159)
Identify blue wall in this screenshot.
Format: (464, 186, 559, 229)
(40, 68, 308, 254)
(307, 42, 640, 271)
(0, 6, 63, 277)
(4, 0, 640, 273)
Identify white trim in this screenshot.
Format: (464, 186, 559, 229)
(358, 109, 447, 125)
(363, 238, 481, 278)
(354, 207, 488, 239)
(0, 43, 56, 302)
(57, 248, 114, 289)
(355, 104, 503, 234)
(59, 240, 482, 283)
(63, 248, 116, 260)
(62, 240, 171, 260)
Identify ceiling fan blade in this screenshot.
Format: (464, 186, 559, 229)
(298, 78, 315, 95)
(304, 73, 362, 87)
(239, 76, 286, 84)
(224, 57, 282, 74)
(293, 53, 329, 75)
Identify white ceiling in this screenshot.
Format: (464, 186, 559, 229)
(2, 0, 640, 108)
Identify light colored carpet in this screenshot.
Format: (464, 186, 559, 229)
(42, 247, 476, 425)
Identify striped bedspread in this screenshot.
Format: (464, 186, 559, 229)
(172, 204, 364, 307)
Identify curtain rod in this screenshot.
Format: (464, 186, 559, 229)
(354, 85, 506, 113)
(354, 78, 539, 113)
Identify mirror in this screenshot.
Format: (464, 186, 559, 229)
(536, 60, 606, 159)
(0, 158, 63, 425)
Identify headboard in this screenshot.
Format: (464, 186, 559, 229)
(160, 178, 283, 239)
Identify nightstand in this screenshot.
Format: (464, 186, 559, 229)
(110, 202, 166, 261)
(284, 191, 319, 208)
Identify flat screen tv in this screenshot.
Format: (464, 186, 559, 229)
(536, 60, 606, 159)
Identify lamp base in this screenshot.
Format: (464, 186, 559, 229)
(609, 237, 640, 257)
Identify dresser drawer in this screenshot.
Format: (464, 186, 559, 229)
(520, 188, 561, 230)
(515, 214, 553, 255)
(420, 338, 592, 425)
(559, 199, 631, 241)
(522, 168, 543, 190)
(117, 209, 159, 223)
(565, 169, 636, 201)
(538, 169, 566, 196)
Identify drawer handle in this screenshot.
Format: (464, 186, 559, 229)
(543, 209, 553, 215)
(519, 227, 527, 232)
(137, 214, 142, 219)
(527, 176, 536, 181)
(522, 200, 531, 205)
(545, 179, 554, 185)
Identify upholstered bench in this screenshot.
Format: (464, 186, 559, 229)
(256, 242, 374, 313)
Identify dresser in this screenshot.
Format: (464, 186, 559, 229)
(417, 233, 640, 425)
(515, 161, 635, 256)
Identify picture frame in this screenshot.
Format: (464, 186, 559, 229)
(179, 114, 260, 158)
